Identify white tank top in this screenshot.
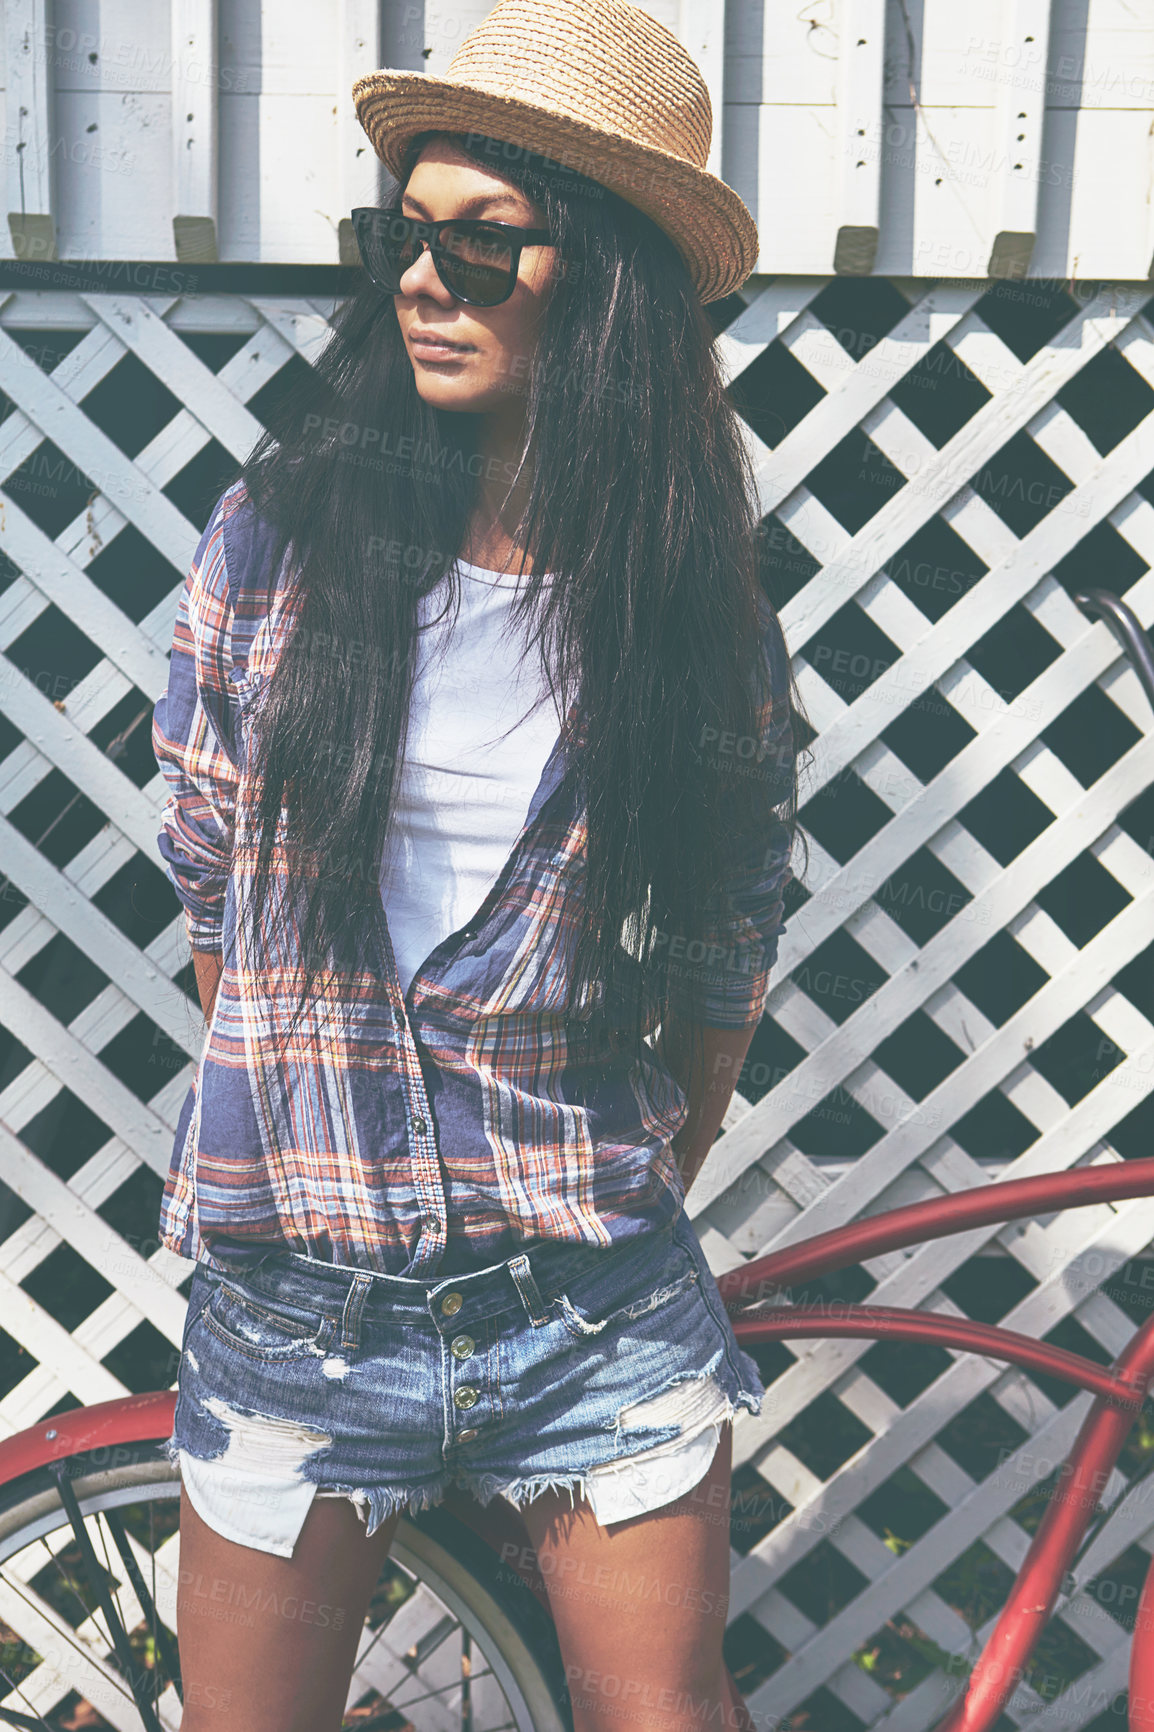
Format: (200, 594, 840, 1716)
(378, 558, 561, 994)
(367, 556, 736, 1525)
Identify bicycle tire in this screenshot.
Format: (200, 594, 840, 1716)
(0, 1439, 571, 1732)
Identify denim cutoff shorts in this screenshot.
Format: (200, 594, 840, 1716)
(165, 1207, 765, 1555)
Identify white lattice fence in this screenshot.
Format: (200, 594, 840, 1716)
(0, 278, 1153, 1729)
(692, 275, 1154, 1730)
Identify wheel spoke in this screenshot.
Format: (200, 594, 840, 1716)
(93, 1513, 137, 1684)
(360, 1658, 505, 1712)
(0, 1565, 145, 1723)
(0, 1662, 65, 1731)
(102, 1508, 181, 1708)
(48, 1479, 164, 1732)
(0, 1451, 565, 1732)
(30, 1534, 107, 1650)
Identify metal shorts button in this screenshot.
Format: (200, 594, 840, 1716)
(454, 1386, 479, 1409)
(450, 1333, 475, 1359)
(457, 1427, 479, 1443)
(440, 1291, 463, 1316)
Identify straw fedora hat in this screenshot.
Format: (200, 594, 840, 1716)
(351, 0, 759, 304)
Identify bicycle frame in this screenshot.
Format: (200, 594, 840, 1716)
(3, 1161, 1154, 1732)
(724, 1155, 1154, 1732)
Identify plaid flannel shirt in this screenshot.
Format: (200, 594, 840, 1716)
(152, 480, 795, 1276)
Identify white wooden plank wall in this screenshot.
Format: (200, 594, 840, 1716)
(727, 0, 1154, 280)
(0, 1, 1149, 273)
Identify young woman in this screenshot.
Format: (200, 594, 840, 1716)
(152, 2, 800, 1727)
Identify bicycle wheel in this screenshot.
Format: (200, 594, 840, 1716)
(0, 1438, 570, 1731)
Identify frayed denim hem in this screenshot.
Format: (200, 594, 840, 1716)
(722, 1345, 766, 1423)
(459, 1359, 764, 1521)
(463, 1468, 594, 1515)
(162, 1434, 182, 1469)
(314, 1478, 451, 1539)
(167, 1429, 450, 1550)
(604, 1343, 763, 1449)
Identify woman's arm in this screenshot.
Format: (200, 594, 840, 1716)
(193, 950, 224, 1021)
(653, 605, 796, 1192)
(152, 490, 241, 961)
(654, 1015, 760, 1194)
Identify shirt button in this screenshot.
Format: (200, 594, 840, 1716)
(454, 1386, 479, 1409)
(440, 1291, 463, 1316)
(451, 1333, 475, 1360)
(457, 1426, 479, 1442)
(413, 1115, 428, 1135)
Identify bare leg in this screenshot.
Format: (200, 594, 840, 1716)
(177, 1484, 400, 1732)
(722, 1657, 757, 1732)
(519, 1421, 739, 1732)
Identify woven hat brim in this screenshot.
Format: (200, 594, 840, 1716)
(352, 69, 759, 304)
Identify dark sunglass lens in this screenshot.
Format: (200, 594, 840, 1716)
(440, 224, 516, 304)
(355, 211, 418, 290)
(353, 212, 520, 304)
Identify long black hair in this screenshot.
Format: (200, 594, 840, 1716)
(229, 129, 801, 1070)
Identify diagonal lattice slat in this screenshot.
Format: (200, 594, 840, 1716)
(1, 280, 1154, 1729)
(689, 274, 1154, 1730)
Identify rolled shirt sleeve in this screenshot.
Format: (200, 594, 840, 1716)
(669, 598, 797, 1029)
(151, 492, 239, 954)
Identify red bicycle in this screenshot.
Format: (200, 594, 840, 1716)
(2, 1159, 1154, 1731)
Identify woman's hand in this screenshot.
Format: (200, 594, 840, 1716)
(192, 949, 225, 1021)
(654, 1016, 761, 1194)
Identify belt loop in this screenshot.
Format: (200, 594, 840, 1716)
(340, 1272, 372, 1351)
(508, 1253, 551, 1326)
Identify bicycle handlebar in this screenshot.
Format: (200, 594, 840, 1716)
(718, 1157, 1154, 1307)
(719, 1158, 1154, 1732)
(1075, 588, 1154, 714)
(734, 1304, 1146, 1408)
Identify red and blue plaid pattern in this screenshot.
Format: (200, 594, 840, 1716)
(151, 480, 795, 1276)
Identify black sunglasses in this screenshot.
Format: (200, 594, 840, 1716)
(351, 206, 554, 307)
